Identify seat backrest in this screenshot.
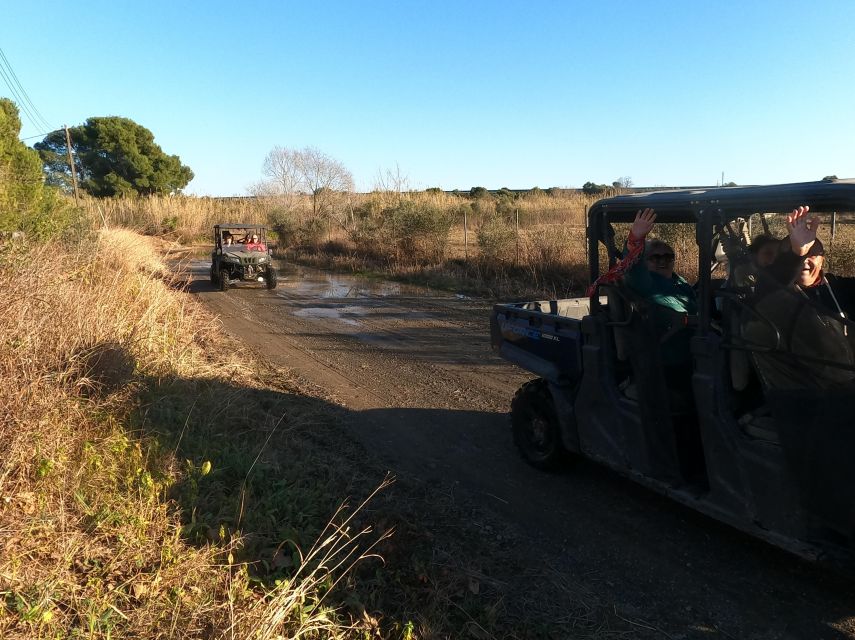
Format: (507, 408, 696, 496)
(729, 311, 753, 391)
(604, 286, 632, 362)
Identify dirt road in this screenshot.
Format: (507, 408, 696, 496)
(190, 260, 855, 639)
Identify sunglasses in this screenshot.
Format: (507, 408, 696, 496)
(647, 253, 675, 262)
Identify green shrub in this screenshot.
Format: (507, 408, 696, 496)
(470, 197, 496, 223)
(1, 98, 75, 240)
(267, 207, 299, 246)
(349, 216, 386, 260)
(477, 215, 516, 261)
(495, 197, 516, 217)
(297, 216, 327, 249)
(524, 225, 579, 269)
(385, 200, 455, 263)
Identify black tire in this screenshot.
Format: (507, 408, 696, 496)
(209, 265, 218, 286)
(511, 378, 565, 471)
(266, 266, 278, 290)
(219, 268, 229, 291)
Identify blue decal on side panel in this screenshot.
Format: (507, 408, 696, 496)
(501, 321, 541, 340)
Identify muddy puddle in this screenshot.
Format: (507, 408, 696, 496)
(275, 264, 444, 300)
(276, 265, 442, 333)
(188, 259, 461, 348)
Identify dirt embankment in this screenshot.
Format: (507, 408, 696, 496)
(190, 259, 855, 640)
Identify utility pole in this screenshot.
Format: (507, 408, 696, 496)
(64, 125, 80, 205)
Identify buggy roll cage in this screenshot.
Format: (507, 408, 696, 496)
(586, 178, 855, 339)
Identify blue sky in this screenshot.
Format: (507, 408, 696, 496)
(2, 0, 853, 195)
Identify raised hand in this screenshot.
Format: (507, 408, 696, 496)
(630, 208, 656, 239)
(787, 205, 819, 256)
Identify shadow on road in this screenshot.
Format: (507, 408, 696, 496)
(130, 366, 855, 640)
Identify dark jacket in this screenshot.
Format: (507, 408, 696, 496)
(765, 250, 855, 318)
(746, 250, 855, 389)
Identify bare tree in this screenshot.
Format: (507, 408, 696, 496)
(373, 163, 410, 195)
(260, 146, 354, 228)
(296, 147, 354, 219)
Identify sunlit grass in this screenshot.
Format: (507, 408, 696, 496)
(0, 230, 390, 638)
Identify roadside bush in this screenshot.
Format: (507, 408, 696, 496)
(477, 215, 517, 262)
(385, 199, 455, 263)
(470, 197, 496, 226)
(524, 225, 583, 270)
(267, 206, 299, 246)
(349, 215, 387, 260)
(496, 196, 516, 218)
(297, 216, 327, 249)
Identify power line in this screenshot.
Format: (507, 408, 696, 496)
(0, 47, 52, 130)
(0, 64, 43, 130)
(0, 47, 53, 131)
(20, 130, 61, 141)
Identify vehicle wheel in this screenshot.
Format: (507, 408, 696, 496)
(266, 266, 278, 290)
(219, 269, 229, 291)
(209, 265, 218, 286)
(511, 378, 565, 471)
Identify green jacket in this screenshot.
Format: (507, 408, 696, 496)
(623, 244, 698, 366)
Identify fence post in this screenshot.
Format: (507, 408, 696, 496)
(463, 209, 468, 260)
(515, 208, 520, 265)
(832, 211, 838, 240)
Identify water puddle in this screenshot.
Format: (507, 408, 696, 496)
(292, 305, 367, 326)
(276, 264, 447, 300)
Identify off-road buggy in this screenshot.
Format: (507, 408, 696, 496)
(490, 178, 855, 568)
(210, 224, 277, 291)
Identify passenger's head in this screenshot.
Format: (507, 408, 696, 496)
(645, 239, 676, 279)
(797, 238, 825, 287)
(251, 234, 259, 243)
(749, 235, 780, 268)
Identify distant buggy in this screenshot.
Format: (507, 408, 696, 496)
(210, 224, 278, 291)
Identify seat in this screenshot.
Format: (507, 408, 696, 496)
(603, 285, 633, 362)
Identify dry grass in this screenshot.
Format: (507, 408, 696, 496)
(0, 230, 392, 638)
(86, 196, 271, 243)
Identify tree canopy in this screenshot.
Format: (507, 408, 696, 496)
(582, 181, 608, 195)
(1, 98, 43, 218)
(35, 117, 193, 197)
(0, 98, 70, 236)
